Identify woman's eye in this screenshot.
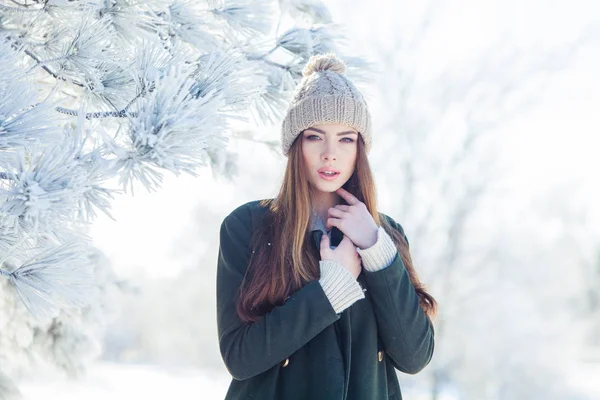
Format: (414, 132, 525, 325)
(304, 135, 354, 142)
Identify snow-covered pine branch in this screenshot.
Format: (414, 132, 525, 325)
(1, 0, 369, 393)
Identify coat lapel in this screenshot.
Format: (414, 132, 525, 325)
(311, 229, 323, 251)
(339, 308, 352, 398)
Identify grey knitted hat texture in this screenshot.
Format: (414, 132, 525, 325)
(280, 53, 372, 156)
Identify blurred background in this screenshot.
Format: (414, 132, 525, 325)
(10, 0, 600, 399)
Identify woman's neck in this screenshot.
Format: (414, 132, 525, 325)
(310, 190, 341, 225)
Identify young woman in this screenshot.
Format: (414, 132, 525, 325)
(216, 53, 437, 400)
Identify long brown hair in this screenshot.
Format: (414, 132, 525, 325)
(236, 134, 438, 323)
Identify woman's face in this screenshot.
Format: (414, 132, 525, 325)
(301, 123, 358, 194)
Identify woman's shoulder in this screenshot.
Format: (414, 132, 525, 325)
(378, 211, 409, 245)
(378, 211, 399, 227)
(224, 198, 274, 225)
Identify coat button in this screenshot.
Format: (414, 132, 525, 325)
(378, 350, 384, 362)
(281, 358, 289, 367)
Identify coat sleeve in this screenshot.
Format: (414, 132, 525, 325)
(362, 215, 435, 374)
(216, 209, 340, 381)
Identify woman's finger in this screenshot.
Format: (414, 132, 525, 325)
(320, 233, 330, 252)
(328, 207, 347, 219)
(333, 204, 351, 212)
(335, 188, 360, 206)
(326, 217, 343, 231)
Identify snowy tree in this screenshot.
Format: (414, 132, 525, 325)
(0, 0, 367, 397)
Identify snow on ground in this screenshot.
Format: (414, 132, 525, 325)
(19, 361, 231, 400)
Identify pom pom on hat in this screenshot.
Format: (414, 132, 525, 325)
(302, 52, 347, 77)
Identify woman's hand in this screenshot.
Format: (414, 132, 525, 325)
(320, 234, 362, 279)
(326, 188, 379, 250)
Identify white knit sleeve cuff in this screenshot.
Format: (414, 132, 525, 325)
(318, 260, 365, 314)
(356, 226, 398, 272)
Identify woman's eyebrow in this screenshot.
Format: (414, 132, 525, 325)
(304, 127, 358, 136)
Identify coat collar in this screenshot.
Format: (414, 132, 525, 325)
(309, 209, 328, 234)
(309, 209, 344, 250)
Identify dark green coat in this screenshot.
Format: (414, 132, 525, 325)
(217, 199, 435, 400)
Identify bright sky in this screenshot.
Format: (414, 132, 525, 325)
(88, 0, 600, 279)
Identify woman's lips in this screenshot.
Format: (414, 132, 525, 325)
(318, 171, 340, 180)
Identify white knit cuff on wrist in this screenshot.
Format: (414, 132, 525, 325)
(357, 226, 398, 272)
(318, 260, 365, 314)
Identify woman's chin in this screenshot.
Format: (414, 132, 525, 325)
(311, 182, 343, 194)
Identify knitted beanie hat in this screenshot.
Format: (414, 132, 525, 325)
(280, 53, 372, 156)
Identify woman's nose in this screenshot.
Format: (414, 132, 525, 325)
(322, 141, 337, 161)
